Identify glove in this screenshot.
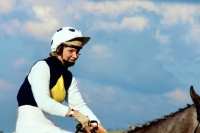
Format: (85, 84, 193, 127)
(73, 111, 90, 128)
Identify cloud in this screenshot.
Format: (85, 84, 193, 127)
(92, 17, 149, 32)
(160, 4, 199, 25)
(164, 89, 189, 104)
(84, 86, 115, 104)
(23, 6, 60, 40)
(1, 19, 21, 36)
(154, 54, 174, 62)
(82, 93, 91, 103)
(11, 58, 27, 69)
(1, 1, 61, 39)
(155, 29, 169, 45)
(121, 17, 149, 31)
(90, 45, 113, 58)
(188, 24, 200, 44)
(80, 1, 159, 17)
(0, 79, 13, 89)
(0, 79, 14, 100)
(0, 0, 15, 13)
(93, 86, 115, 102)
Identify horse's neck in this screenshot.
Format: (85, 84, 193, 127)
(131, 105, 199, 133)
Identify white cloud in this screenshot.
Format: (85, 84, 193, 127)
(128, 104, 141, 112)
(155, 29, 169, 45)
(0, 79, 12, 89)
(23, 6, 60, 40)
(92, 17, 148, 32)
(164, 89, 189, 104)
(1, 19, 21, 35)
(94, 86, 115, 98)
(90, 45, 113, 58)
(189, 24, 200, 44)
(84, 86, 116, 105)
(82, 93, 91, 103)
(12, 58, 27, 69)
(160, 4, 200, 25)
(184, 23, 200, 53)
(0, 0, 15, 13)
(154, 54, 174, 62)
(81, 1, 159, 17)
(121, 17, 149, 31)
(0, 79, 14, 100)
(134, 1, 159, 13)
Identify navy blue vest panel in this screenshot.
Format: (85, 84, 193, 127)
(17, 76, 38, 106)
(17, 56, 72, 107)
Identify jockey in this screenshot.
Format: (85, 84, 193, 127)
(16, 27, 106, 133)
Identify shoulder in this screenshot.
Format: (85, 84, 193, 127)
(28, 60, 50, 80)
(30, 59, 50, 73)
(33, 57, 57, 68)
(43, 56, 58, 66)
(33, 60, 48, 67)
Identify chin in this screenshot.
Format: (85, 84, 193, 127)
(66, 62, 75, 67)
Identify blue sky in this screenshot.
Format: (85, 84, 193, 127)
(0, 0, 200, 132)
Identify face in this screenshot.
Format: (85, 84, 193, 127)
(62, 46, 80, 65)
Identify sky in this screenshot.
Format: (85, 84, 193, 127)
(0, 0, 200, 132)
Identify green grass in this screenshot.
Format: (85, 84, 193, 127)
(107, 130, 124, 133)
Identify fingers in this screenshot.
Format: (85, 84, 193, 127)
(73, 111, 90, 128)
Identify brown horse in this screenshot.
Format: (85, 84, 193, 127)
(125, 86, 200, 133)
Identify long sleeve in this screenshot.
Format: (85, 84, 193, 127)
(66, 78, 100, 123)
(28, 61, 69, 117)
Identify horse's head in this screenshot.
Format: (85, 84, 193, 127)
(190, 86, 200, 122)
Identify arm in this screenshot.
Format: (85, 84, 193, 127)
(65, 77, 100, 123)
(28, 61, 69, 117)
(66, 78, 107, 132)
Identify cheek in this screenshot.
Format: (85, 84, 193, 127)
(62, 52, 71, 59)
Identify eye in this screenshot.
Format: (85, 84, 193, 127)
(68, 50, 74, 53)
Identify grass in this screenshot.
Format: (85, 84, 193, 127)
(107, 130, 124, 133)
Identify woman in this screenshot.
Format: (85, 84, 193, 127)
(16, 27, 106, 133)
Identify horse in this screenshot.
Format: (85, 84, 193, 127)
(125, 86, 200, 133)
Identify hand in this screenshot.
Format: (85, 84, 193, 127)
(73, 111, 90, 128)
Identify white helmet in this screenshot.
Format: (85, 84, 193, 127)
(51, 27, 90, 51)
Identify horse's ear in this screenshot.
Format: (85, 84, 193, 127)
(190, 86, 200, 106)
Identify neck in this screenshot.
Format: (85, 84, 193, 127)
(57, 56, 65, 66)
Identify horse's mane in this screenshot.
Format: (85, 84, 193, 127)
(126, 104, 193, 132)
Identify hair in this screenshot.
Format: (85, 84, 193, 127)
(49, 45, 65, 57)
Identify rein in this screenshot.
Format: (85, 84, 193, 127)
(75, 121, 98, 133)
